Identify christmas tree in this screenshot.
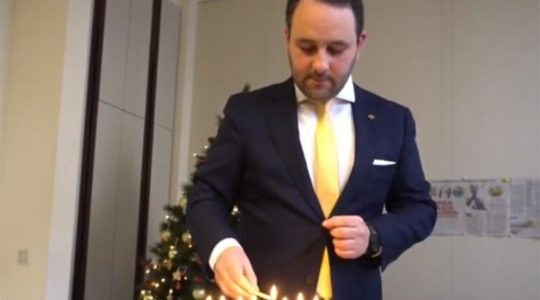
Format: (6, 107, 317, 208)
(138, 85, 249, 300)
(138, 139, 241, 300)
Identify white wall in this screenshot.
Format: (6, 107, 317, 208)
(0, 0, 11, 296)
(367, 2, 540, 300)
(45, 0, 93, 297)
(1, 0, 70, 299)
(188, 0, 540, 299)
(0, 0, 11, 141)
(46, 0, 184, 298)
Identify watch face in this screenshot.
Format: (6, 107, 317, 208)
(371, 240, 380, 253)
(368, 225, 381, 257)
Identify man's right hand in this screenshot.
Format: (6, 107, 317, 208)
(214, 246, 259, 299)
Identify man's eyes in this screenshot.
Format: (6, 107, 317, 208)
(297, 44, 316, 53)
(327, 46, 346, 55)
(298, 44, 346, 56)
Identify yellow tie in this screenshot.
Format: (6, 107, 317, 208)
(313, 100, 339, 299)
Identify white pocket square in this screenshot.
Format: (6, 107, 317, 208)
(372, 159, 396, 166)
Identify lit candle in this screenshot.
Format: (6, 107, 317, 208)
(219, 296, 226, 300)
(270, 285, 278, 300)
(205, 296, 213, 300)
(282, 297, 288, 300)
(296, 293, 304, 300)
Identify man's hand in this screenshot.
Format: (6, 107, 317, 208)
(322, 215, 370, 259)
(214, 246, 259, 299)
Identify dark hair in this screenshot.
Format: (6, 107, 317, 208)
(285, 0, 364, 36)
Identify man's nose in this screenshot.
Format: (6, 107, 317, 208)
(312, 50, 330, 73)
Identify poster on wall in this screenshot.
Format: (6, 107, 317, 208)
(431, 180, 467, 235)
(462, 179, 510, 237)
(431, 178, 513, 237)
(509, 178, 540, 238)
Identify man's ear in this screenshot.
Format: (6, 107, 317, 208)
(356, 30, 368, 60)
(284, 28, 291, 42)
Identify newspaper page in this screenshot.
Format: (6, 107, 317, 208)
(431, 180, 466, 235)
(509, 178, 540, 238)
(463, 179, 510, 237)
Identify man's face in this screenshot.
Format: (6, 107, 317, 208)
(285, 0, 367, 101)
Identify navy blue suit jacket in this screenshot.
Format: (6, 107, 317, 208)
(186, 78, 436, 299)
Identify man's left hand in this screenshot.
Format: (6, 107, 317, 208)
(322, 215, 370, 259)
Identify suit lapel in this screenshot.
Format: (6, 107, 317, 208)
(265, 79, 324, 220)
(336, 85, 378, 207)
(264, 81, 379, 218)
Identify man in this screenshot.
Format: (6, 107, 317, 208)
(186, 0, 437, 299)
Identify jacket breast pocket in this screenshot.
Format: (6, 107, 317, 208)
(366, 165, 396, 183)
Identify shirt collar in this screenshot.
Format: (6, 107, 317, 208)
(294, 75, 355, 104)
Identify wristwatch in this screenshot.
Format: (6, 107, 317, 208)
(366, 224, 382, 258)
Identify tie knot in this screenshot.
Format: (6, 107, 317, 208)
(312, 100, 331, 119)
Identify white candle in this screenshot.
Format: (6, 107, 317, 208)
(270, 285, 278, 300)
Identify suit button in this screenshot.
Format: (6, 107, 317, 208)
(306, 275, 315, 285)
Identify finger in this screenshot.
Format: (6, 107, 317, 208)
(229, 269, 257, 298)
(215, 271, 236, 298)
(242, 258, 259, 292)
(332, 236, 369, 260)
(335, 248, 361, 259)
(216, 268, 239, 298)
(334, 240, 367, 256)
(233, 256, 259, 296)
(323, 215, 364, 229)
(237, 275, 259, 295)
(215, 260, 253, 299)
(333, 238, 358, 250)
(215, 260, 240, 297)
(330, 226, 368, 239)
(222, 268, 254, 299)
(329, 226, 354, 239)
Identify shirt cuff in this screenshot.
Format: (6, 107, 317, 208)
(209, 238, 241, 271)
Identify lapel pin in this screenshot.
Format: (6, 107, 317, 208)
(368, 113, 376, 120)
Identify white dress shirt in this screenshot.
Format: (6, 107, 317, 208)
(208, 76, 357, 269)
(296, 76, 356, 191)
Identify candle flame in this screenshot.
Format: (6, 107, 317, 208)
(296, 292, 304, 300)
